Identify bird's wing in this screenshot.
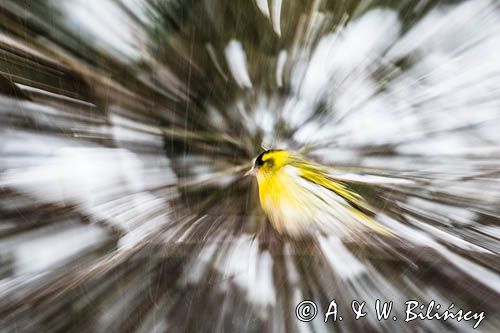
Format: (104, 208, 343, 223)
(289, 158, 394, 236)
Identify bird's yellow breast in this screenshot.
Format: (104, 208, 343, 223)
(256, 165, 316, 235)
(257, 167, 297, 211)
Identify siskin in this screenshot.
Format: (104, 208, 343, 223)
(246, 149, 392, 237)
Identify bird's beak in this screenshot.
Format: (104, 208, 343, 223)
(244, 166, 257, 177)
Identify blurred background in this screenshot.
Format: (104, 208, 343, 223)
(0, 0, 499, 332)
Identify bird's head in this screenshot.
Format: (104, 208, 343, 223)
(245, 149, 292, 180)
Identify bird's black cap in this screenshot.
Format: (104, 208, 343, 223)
(254, 149, 282, 167)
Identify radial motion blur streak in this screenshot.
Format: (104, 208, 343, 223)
(0, 0, 499, 332)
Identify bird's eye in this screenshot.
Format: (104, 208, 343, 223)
(265, 158, 274, 167)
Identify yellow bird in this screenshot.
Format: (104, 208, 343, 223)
(246, 149, 392, 237)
